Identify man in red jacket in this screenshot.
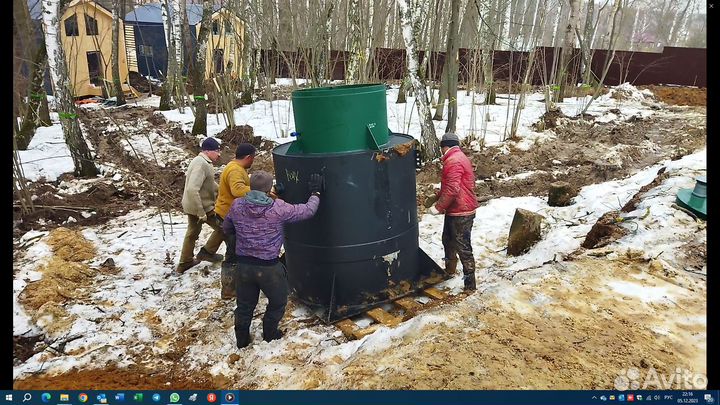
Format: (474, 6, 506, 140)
(429, 133, 480, 291)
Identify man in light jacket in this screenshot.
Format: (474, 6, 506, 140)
(223, 170, 322, 349)
(177, 137, 225, 273)
(428, 133, 480, 291)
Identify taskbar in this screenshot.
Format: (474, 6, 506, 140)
(1, 390, 718, 405)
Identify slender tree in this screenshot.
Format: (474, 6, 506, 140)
(190, 0, 213, 135)
(14, 0, 52, 149)
(159, 0, 173, 110)
(444, 0, 461, 132)
(42, 0, 98, 177)
(582, 0, 622, 113)
(111, 0, 126, 105)
(398, 0, 440, 161)
(553, 0, 579, 102)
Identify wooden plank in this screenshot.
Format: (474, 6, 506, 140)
(394, 297, 423, 312)
(422, 287, 447, 300)
(352, 324, 381, 340)
(366, 307, 402, 327)
(335, 319, 357, 339)
(124, 25, 139, 72)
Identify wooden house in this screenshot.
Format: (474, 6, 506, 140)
(59, 0, 138, 97)
(198, 8, 245, 78)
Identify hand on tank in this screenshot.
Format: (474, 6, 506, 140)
(308, 173, 323, 195)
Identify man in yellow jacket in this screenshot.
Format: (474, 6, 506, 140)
(210, 143, 256, 298)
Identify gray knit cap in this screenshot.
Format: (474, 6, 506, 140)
(440, 132, 460, 147)
(250, 170, 274, 192)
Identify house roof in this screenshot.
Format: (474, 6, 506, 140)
(124, 2, 222, 26)
(28, 0, 113, 20)
(28, 0, 42, 20)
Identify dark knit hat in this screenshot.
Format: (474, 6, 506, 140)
(201, 137, 221, 151)
(440, 132, 460, 148)
(250, 170, 274, 192)
(235, 143, 257, 159)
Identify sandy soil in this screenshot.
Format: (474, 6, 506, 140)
(318, 256, 706, 389)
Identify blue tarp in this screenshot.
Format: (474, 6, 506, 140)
(124, 2, 221, 26)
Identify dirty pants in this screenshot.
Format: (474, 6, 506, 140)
(204, 213, 226, 256)
(179, 211, 224, 264)
(234, 261, 288, 347)
(442, 214, 476, 288)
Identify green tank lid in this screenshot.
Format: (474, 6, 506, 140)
(675, 176, 706, 220)
(289, 84, 389, 154)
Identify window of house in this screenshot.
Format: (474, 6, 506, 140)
(64, 14, 79, 36)
(139, 45, 153, 56)
(87, 51, 103, 86)
(213, 49, 224, 74)
(212, 21, 219, 35)
(225, 20, 232, 33)
(85, 15, 98, 35)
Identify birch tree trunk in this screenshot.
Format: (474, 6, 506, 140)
(510, 0, 547, 137)
(159, 0, 173, 110)
(164, 0, 187, 112)
(241, 3, 255, 104)
(111, 0, 126, 105)
(42, 0, 98, 177)
(190, 0, 213, 135)
(553, 0, 579, 102)
(346, 0, 362, 83)
(445, 0, 461, 132)
(578, 0, 595, 84)
(476, 0, 497, 105)
(14, 0, 52, 149)
(668, 0, 693, 45)
(397, 0, 440, 161)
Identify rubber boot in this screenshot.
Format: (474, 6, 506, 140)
(263, 328, 284, 343)
(236, 329, 251, 349)
(220, 261, 237, 299)
(462, 260, 477, 291)
(444, 258, 459, 276)
(197, 247, 223, 263)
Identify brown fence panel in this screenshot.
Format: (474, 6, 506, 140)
(591, 47, 706, 87)
(256, 46, 705, 87)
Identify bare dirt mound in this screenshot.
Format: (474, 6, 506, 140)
(129, 72, 162, 96)
(324, 257, 705, 389)
(13, 365, 217, 390)
(217, 125, 259, 146)
(415, 108, 705, 207)
(639, 85, 706, 106)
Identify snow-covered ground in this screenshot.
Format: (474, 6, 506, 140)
(13, 82, 706, 388)
(13, 147, 706, 384)
(16, 123, 74, 182)
(19, 83, 661, 183)
(155, 83, 660, 150)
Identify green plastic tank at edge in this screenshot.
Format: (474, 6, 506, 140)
(289, 84, 389, 153)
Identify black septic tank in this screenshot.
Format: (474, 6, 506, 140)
(272, 84, 446, 323)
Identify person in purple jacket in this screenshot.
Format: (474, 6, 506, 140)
(223, 170, 322, 349)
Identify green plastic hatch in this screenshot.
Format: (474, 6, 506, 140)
(676, 176, 706, 220)
(289, 84, 389, 154)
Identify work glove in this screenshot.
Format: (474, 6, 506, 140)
(198, 213, 208, 223)
(423, 194, 439, 208)
(308, 173, 323, 195)
(273, 182, 285, 195)
(428, 206, 441, 215)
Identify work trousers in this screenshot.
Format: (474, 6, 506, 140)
(234, 261, 288, 345)
(179, 211, 224, 264)
(442, 214, 476, 287)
